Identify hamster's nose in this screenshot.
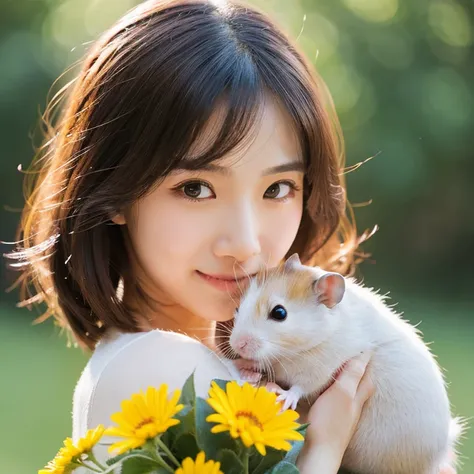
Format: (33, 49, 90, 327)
(236, 338, 248, 350)
(233, 335, 261, 358)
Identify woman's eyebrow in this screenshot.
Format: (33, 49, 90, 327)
(177, 161, 305, 176)
(261, 162, 305, 176)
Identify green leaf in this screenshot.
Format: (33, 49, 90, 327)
(211, 378, 229, 392)
(283, 423, 308, 465)
(120, 455, 162, 474)
(177, 405, 196, 433)
(248, 447, 263, 471)
(295, 423, 309, 434)
(179, 372, 196, 407)
(268, 460, 300, 473)
(172, 433, 200, 462)
(195, 397, 239, 458)
(162, 372, 197, 447)
(252, 447, 286, 474)
(166, 405, 196, 443)
(282, 440, 304, 466)
(216, 448, 244, 474)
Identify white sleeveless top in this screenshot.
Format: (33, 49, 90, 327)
(72, 328, 232, 467)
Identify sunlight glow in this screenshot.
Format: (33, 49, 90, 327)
(343, 0, 399, 23)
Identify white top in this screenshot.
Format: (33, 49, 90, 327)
(72, 328, 233, 467)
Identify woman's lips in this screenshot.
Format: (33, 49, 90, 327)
(196, 271, 254, 292)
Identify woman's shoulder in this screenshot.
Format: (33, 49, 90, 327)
(72, 328, 232, 441)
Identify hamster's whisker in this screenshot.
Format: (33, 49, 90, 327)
(232, 261, 244, 297)
(214, 344, 235, 361)
(185, 326, 218, 331)
(277, 358, 294, 383)
(221, 348, 236, 360)
(235, 260, 252, 284)
(225, 283, 240, 307)
(213, 352, 228, 366)
(297, 346, 329, 373)
(217, 329, 233, 340)
(276, 344, 330, 379)
(266, 342, 295, 382)
(261, 251, 272, 285)
(261, 258, 273, 294)
(261, 353, 275, 383)
(269, 344, 294, 363)
(299, 345, 343, 383)
(199, 336, 229, 352)
(199, 335, 224, 344)
(216, 323, 233, 337)
(273, 343, 301, 358)
(212, 339, 231, 350)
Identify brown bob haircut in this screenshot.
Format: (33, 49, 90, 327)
(7, 0, 372, 350)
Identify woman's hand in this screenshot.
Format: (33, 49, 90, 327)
(296, 352, 457, 474)
(297, 351, 374, 473)
(440, 467, 456, 474)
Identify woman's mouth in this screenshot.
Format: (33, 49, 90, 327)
(196, 271, 254, 293)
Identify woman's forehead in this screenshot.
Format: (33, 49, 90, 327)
(185, 96, 303, 172)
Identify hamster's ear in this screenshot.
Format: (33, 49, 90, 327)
(284, 253, 301, 271)
(313, 272, 345, 308)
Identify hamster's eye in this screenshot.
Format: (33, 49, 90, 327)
(269, 305, 287, 321)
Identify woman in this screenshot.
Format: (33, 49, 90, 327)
(9, 0, 454, 472)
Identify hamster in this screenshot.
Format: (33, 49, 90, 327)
(227, 254, 461, 474)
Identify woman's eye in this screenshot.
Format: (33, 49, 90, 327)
(264, 181, 294, 199)
(181, 182, 214, 200)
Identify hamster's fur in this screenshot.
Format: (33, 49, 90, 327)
(229, 254, 461, 474)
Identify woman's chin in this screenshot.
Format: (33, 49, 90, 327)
(199, 303, 235, 323)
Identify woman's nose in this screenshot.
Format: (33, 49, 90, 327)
(213, 202, 261, 262)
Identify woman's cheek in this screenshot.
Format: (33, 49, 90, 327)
(138, 203, 199, 256)
(266, 202, 303, 265)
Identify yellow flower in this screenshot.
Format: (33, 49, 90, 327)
(38, 450, 73, 474)
(206, 381, 304, 456)
(106, 385, 184, 454)
(38, 425, 105, 474)
(175, 451, 223, 474)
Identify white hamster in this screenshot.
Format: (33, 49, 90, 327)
(228, 254, 461, 474)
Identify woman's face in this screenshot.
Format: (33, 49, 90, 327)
(120, 98, 304, 323)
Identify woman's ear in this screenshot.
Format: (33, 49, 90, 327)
(110, 213, 126, 225)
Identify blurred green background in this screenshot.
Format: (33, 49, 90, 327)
(0, 0, 472, 473)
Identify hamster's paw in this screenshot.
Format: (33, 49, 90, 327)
(439, 467, 456, 474)
(268, 384, 303, 411)
(276, 391, 301, 411)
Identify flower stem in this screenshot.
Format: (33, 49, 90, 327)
(143, 441, 174, 474)
(86, 451, 107, 471)
(155, 437, 181, 468)
(242, 448, 250, 474)
(150, 450, 175, 473)
(75, 459, 103, 473)
(99, 453, 169, 474)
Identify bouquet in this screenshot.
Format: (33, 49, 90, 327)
(39, 374, 308, 473)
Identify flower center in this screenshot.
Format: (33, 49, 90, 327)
(134, 417, 155, 431)
(235, 410, 263, 430)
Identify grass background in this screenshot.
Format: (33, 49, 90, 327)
(1, 296, 473, 474)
